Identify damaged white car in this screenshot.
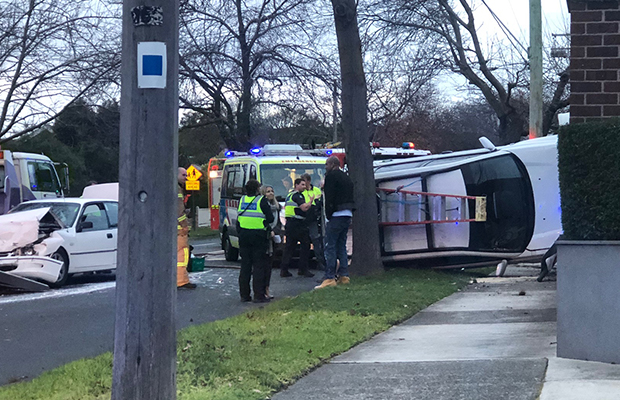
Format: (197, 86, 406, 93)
(2, 198, 118, 290)
(0, 208, 65, 291)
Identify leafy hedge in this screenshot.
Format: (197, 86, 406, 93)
(558, 119, 620, 240)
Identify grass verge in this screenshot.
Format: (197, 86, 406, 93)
(0, 268, 486, 400)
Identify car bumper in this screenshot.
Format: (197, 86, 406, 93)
(0, 256, 63, 284)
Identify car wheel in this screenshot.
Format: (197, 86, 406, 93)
(48, 249, 69, 289)
(224, 234, 239, 261)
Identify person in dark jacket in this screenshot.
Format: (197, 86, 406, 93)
(237, 179, 274, 302)
(315, 156, 355, 289)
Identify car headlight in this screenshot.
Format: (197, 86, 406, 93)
(20, 246, 37, 256)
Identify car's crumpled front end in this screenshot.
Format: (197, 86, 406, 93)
(0, 208, 65, 289)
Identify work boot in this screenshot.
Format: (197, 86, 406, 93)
(337, 276, 350, 285)
(240, 296, 252, 302)
(298, 270, 315, 278)
(178, 282, 197, 290)
(314, 279, 337, 290)
(280, 270, 293, 277)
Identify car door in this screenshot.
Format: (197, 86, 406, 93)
(103, 202, 118, 269)
(69, 202, 116, 271)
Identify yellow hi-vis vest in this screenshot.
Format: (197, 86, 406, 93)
(303, 186, 322, 205)
(237, 195, 266, 230)
(285, 192, 304, 219)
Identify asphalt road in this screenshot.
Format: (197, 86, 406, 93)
(0, 237, 318, 386)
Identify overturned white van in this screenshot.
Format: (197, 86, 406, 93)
(374, 135, 561, 267)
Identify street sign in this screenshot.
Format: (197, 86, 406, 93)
(186, 165, 202, 181)
(137, 42, 167, 89)
(185, 181, 200, 191)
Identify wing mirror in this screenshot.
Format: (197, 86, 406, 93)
(77, 221, 94, 232)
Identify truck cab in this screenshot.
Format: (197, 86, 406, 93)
(219, 145, 327, 261)
(0, 150, 66, 215)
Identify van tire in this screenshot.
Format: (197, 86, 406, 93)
(224, 234, 239, 261)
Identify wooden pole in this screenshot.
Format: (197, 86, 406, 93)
(112, 1, 178, 399)
(529, 0, 543, 138)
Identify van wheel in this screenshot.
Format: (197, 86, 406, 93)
(48, 249, 69, 288)
(224, 234, 239, 261)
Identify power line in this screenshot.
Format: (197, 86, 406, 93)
(480, 0, 529, 63)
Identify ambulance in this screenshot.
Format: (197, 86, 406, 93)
(218, 144, 327, 261)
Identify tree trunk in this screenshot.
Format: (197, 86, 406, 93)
(331, 0, 383, 276)
(498, 111, 526, 145)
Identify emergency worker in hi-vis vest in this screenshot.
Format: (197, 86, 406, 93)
(237, 179, 274, 302)
(301, 173, 325, 271)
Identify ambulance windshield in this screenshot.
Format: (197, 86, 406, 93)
(261, 163, 325, 201)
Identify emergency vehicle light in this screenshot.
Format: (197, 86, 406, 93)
(209, 171, 219, 178)
(325, 150, 333, 155)
(250, 147, 262, 155)
(402, 142, 415, 149)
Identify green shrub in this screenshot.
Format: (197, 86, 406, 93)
(558, 119, 620, 240)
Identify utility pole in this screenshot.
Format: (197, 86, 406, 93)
(112, 1, 178, 399)
(529, 0, 543, 138)
(332, 79, 338, 143)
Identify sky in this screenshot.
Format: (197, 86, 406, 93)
(443, 0, 570, 102)
(478, 0, 570, 49)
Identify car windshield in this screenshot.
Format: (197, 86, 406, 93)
(261, 163, 325, 201)
(10, 202, 81, 227)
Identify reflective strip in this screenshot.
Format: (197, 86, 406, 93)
(178, 215, 187, 222)
(177, 247, 189, 267)
(178, 193, 183, 198)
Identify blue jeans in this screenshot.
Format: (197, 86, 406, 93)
(324, 216, 351, 280)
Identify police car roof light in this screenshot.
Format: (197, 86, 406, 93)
(250, 147, 262, 155)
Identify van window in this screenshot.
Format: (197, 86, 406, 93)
(222, 164, 245, 199)
(261, 163, 325, 201)
(461, 154, 534, 252)
(249, 164, 257, 180)
(27, 161, 61, 193)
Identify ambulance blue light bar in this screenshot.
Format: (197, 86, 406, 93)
(250, 147, 262, 155)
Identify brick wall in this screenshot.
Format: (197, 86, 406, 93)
(568, 0, 620, 123)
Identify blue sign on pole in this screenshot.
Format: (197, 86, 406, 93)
(142, 55, 163, 76)
(137, 42, 167, 89)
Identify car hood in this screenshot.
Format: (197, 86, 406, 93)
(0, 207, 65, 252)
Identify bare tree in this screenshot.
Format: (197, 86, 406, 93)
(331, 0, 382, 275)
(366, 0, 569, 144)
(0, 0, 121, 143)
(179, 0, 336, 150)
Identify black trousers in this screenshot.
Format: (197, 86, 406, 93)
(239, 229, 269, 300)
(281, 219, 310, 273)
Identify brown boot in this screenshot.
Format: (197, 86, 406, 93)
(336, 276, 350, 285)
(314, 279, 337, 290)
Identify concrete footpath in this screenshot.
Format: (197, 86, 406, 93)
(273, 266, 620, 400)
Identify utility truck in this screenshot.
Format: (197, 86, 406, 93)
(0, 150, 68, 215)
